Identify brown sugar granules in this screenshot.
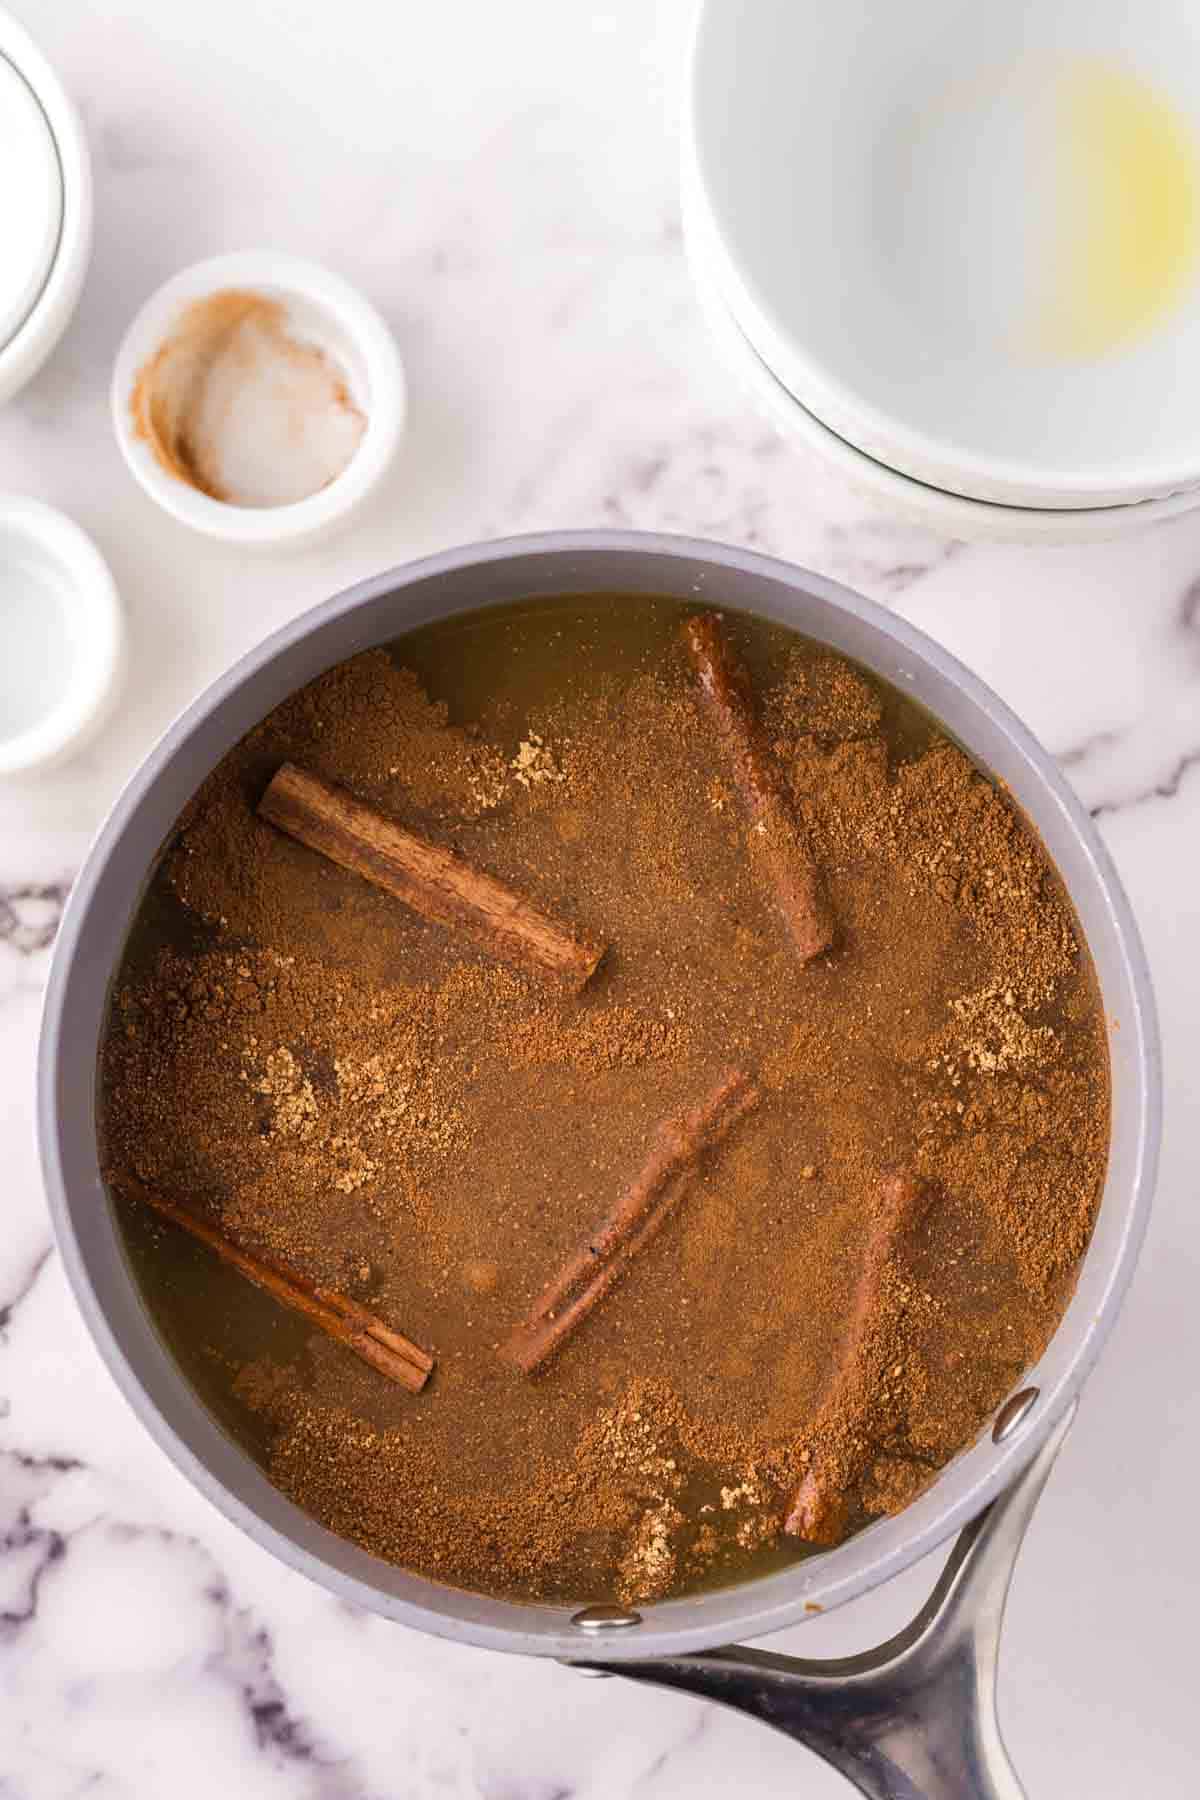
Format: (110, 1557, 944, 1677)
(259, 1377, 780, 1605)
(100, 598, 1109, 1606)
(764, 647, 885, 743)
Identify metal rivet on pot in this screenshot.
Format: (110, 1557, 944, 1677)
(993, 1386, 1039, 1443)
(570, 1604, 643, 1631)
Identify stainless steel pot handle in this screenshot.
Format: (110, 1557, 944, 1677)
(576, 1405, 1075, 1800)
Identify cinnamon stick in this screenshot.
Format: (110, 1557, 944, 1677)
(683, 612, 834, 963)
(499, 1068, 759, 1374)
(259, 763, 604, 992)
(114, 1176, 434, 1393)
(785, 1170, 933, 1542)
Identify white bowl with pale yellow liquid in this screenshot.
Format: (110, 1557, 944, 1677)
(690, 0, 1200, 509)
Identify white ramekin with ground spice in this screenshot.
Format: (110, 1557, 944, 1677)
(111, 251, 406, 547)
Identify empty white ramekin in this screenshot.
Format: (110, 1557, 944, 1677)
(112, 252, 406, 548)
(0, 497, 123, 776)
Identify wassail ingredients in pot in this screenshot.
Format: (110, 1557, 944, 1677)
(100, 596, 1109, 1604)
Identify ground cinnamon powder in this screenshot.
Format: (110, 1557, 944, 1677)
(101, 599, 1109, 1605)
(130, 290, 366, 508)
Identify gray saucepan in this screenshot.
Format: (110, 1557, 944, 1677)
(39, 532, 1160, 1800)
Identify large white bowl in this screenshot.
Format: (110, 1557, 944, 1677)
(689, 0, 1200, 508)
(684, 176, 1200, 541)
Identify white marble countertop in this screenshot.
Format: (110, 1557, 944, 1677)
(2, 2, 1197, 1794)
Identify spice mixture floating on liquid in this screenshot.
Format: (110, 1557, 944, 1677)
(100, 596, 1109, 1605)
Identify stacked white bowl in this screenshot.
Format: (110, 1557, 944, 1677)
(0, 7, 91, 405)
(686, 0, 1200, 540)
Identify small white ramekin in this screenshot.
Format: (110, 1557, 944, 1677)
(0, 8, 93, 406)
(0, 497, 123, 776)
(111, 252, 406, 548)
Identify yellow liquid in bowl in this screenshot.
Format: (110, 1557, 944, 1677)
(1038, 59, 1200, 357)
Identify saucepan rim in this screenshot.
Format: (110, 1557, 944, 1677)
(38, 530, 1160, 1660)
